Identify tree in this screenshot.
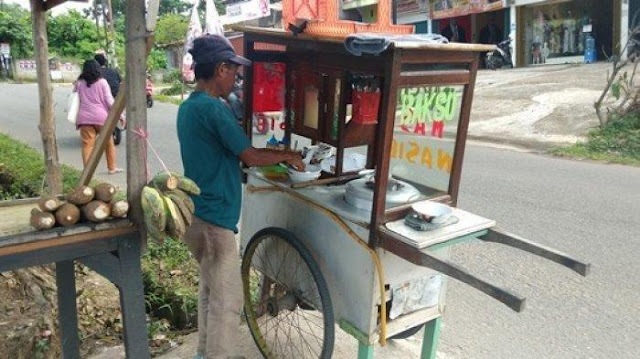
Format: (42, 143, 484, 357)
(0, 4, 33, 58)
(160, 0, 190, 15)
(155, 14, 189, 45)
(594, 27, 639, 128)
(109, 0, 193, 20)
(47, 10, 102, 60)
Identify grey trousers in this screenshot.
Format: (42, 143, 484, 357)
(183, 217, 243, 359)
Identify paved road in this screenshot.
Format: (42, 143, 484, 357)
(1, 82, 639, 359)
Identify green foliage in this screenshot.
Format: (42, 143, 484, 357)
(159, 0, 191, 15)
(34, 338, 51, 359)
(147, 318, 171, 340)
(0, 134, 82, 200)
(155, 14, 189, 46)
(155, 94, 185, 106)
(148, 48, 168, 71)
(47, 11, 102, 60)
(161, 82, 185, 96)
(142, 236, 199, 329)
(551, 112, 640, 166)
(611, 82, 621, 100)
(109, 0, 193, 19)
(164, 69, 183, 84)
(0, 4, 33, 58)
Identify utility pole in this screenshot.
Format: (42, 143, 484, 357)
(392, 0, 398, 25)
(101, 0, 118, 69)
(92, 5, 104, 48)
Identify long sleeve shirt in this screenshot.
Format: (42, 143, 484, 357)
(74, 78, 114, 127)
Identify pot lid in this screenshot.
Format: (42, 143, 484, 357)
(345, 177, 421, 204)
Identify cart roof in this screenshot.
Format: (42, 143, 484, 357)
(232, 26, 496, 53)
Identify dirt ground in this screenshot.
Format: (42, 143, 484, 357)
(0, 266, 123, 359)
(468, 62, 611, 149)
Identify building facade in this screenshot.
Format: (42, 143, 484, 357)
(510, 0, 628, 67)
(342, 0, 631, 67)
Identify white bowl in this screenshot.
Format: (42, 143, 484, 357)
(411, 201, 453, 224)
(288, 165, 322, 183)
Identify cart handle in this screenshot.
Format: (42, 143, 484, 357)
(481, 228, 590, 277)
(378, 227, 526, 312)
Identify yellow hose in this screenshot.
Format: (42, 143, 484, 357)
(246, 185, 389, 346)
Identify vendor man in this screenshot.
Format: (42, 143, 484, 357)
(177, 35, 304, 359)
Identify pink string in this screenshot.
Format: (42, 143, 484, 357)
(132, 126, 171, 182)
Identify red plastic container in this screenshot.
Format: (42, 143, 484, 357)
(351, 90, 380, 125)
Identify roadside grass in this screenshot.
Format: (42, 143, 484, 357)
(155, 94, 184, 106)
(0, 133, 82, 199)
(142, 236, 199, 332)
(551, 112, 640, 166)
(0, 133, 199, 350)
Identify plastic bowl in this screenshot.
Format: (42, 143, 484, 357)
(288, 165, 322, 183)
(411, 201, 453, 224)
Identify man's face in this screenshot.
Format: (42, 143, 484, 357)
(216, 62, 240, 96)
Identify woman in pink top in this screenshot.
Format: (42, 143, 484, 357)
(74, 59, 122, 174)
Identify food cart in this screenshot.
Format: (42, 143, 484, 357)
(236, 27, 590, 359)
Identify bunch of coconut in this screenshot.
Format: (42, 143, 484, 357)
(30, 182, 130, 230)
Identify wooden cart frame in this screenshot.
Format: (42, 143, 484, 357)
(237, 26, 589, 359)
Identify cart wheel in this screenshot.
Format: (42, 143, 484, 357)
(242, 227, 334, 359)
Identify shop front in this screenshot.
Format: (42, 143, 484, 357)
(515, 0, 615, 66)
(425, 0, 510, 68)
(396, 0, 431, 33)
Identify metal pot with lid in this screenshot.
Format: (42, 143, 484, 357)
(344, 175, 421, 211)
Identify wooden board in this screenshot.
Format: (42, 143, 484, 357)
(0, 202, 35, 238)
(232, 26, 496, 53)
(385, 208, 495, 249)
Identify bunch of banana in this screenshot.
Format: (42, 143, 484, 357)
(141, 172, 200, 242)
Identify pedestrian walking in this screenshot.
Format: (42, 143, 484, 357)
(176, 35, 304, 359)
(94, 53, 121, 98)
(74, 59, 123, 174)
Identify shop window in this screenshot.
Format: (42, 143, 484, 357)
(522, 0, 610, 65)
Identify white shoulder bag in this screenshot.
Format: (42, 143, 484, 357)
(66, 91, 80, 124)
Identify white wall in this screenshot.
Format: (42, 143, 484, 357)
(621, 0, 629, 60)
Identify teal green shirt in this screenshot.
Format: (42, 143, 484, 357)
(177, 91, 251, 233)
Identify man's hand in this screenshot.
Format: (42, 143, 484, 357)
(240, 147, 305, 169)
(285, 155, 305, 172)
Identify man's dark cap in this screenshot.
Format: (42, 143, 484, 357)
(189, 35, 251, 67)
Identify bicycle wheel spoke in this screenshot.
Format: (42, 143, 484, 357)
(295, 310, 321, 357)
(296, 309, 325, 350)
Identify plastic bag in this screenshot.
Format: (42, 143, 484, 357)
(65, 91, 79, 124)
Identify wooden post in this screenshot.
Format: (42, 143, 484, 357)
(126, 0, 148, 244)
(30, 0, 63, 196)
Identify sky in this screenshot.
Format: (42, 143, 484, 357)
(4, 0, 92, 16)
